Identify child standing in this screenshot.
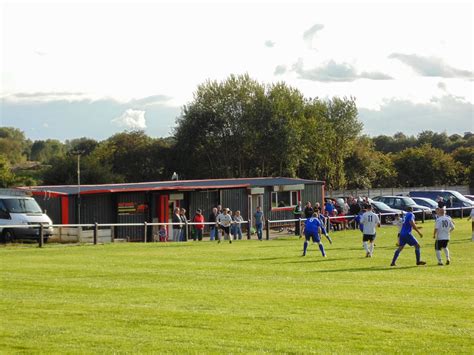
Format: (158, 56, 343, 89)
(159, 225, 168, 242)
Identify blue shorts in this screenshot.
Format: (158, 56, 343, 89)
(305, 232, 320, 243)
(399, 233, 418, 247)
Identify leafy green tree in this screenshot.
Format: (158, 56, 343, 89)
(94, 131, 169, 182)
(393, 144, 462, 186)
(344, 136, 396, 189)
(30, 139, 66, 163)
(0, 154, 16, 187)
(0, 127, 31, 163)
(319, 97, 362, 189)
(66, 137, 99, 156)
(174, 74, 269, 178)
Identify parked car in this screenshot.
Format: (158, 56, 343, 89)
(370, 201, 402, 224)
(0, 195, 53, 243)
(464, 195, 474, 202)
(411, 197, 438, 218)
(408, 190, 474, 216)
(372, 195, 432, 219)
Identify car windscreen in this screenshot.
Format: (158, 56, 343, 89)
(403, 197, 417, 206)
(450, 191, 472, 203)
(3, 198, 43, 214)
(372, 201, 392, 210)
(415, 198, 437, 208)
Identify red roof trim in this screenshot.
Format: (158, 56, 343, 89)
(78, 184, 251, 195)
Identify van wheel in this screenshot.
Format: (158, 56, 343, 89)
(1, 229, 14, 243)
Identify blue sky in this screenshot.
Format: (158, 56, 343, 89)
(1, 0, 473, 141)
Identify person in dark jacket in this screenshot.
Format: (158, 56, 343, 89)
(208, 207, 218, 241)
(293, 201, 303, 236)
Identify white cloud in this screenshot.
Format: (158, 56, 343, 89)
(111, 109, 147, 130)
(264, 40, 275, 48)
(388, 53, 473, 79)
(302, 24, 324, 49)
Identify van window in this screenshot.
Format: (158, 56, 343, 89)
(0, 200, 7, 213)
(3, 198, 42, 214)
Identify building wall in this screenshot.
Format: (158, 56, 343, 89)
(188, 190, 219, 220)
(301, 183, 324, 209)
(80, 193, 115, 224)
(116, 192, 147, 241)
(35, 196, 61, 223)
(221, 188, 248, 219)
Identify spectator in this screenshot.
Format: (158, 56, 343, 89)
(172, 207, 182, 242)
(349, 199, 362, 229)
(208, 207, 218, 241)
(437, 196, 446, 208)
(254, 206, 264, 241)
(293, 201, 303, 237)
(314, 202, 322, 214)
(232, 210, 244, 240)
(304, 201, 314, 219)
(192, 209, 205, 241)
(179, 208, 188, 241)
(325, 199, 335, 216)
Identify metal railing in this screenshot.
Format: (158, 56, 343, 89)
(0, 220, 251, 247)
(264, 206, 472, 240)
(1, 205, 471, 247)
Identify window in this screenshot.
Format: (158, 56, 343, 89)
(271, 191, 299, 208)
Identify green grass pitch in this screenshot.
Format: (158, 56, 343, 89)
(1, 219, 473, 353)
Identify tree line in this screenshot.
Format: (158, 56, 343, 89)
(1, 74, 472, 190)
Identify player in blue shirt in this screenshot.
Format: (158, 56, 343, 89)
(316, 212, 332, 244)
(390, 207, 426, 266)
(302, 212, 329, 257)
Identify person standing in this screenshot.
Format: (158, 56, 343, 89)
(208, 207, 218, 241)
(391, 207, 426, 266)
(325, 199, 335, 217)
(172, 207, 182, 242)
(349, 198, 362, 230)
(433, 207, 455, 265)
(179, 208, 188, 241)
(192, 209, 205, 241)
(232, 210, 244, 240)
(254, 206, 264, 241)
(304, 201, 314, 219)
(360, 204, 380, 257)
(293, 201, 303, 237)
(302, 212, 328, 257)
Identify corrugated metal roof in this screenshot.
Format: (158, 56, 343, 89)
(19, 177, 323, 196)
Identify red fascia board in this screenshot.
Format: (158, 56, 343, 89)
(31, 191, 67, 198)
(77, 184, 251, 195)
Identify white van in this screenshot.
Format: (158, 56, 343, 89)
(0, 195, 53, 243)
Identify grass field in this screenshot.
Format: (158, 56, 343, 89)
(1, 219, 473, 353)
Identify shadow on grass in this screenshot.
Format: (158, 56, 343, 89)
(234, 256, 296, 262)
(314, 265, 417, 273)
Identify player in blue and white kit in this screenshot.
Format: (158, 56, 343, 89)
(391, 207, 426, 266)
(433, 207, 455, 265)
(302, 212, 329, 257)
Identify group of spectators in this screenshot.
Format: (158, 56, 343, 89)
(167, 205, 264, 243)
(293, 196, 372, 234)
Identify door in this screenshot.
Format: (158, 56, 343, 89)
(248, 194, 263, 226)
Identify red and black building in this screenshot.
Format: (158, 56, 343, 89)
(21, 177, 324, 241)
